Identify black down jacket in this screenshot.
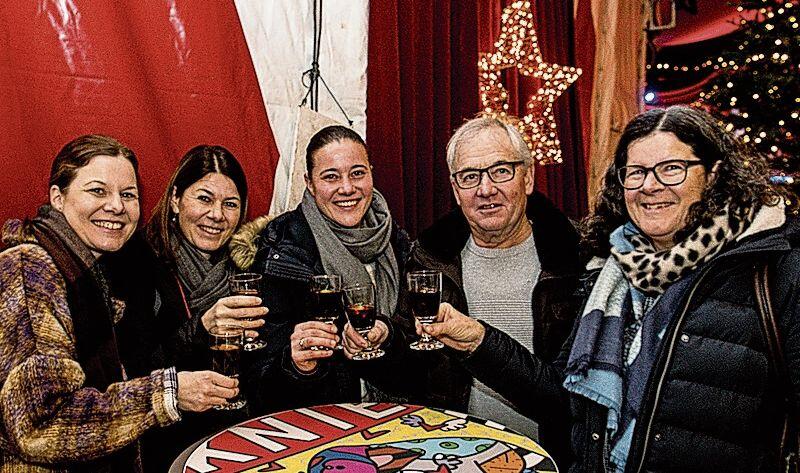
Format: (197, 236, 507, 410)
(464, 215, 800, 472)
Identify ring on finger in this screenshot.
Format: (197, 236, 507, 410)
(299, 338, 306, 349)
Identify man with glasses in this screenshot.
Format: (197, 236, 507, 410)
(398, 116, 582, 465)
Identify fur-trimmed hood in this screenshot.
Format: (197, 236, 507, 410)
(229, 214, 274, 270)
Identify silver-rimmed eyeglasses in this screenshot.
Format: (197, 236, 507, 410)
(617, 159, 704, 190)
(451, 161, 526, 189)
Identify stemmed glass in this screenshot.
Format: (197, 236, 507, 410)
(208, 326, 247, 410)
(228, 273, 266, 351)
(309, 274, 344, 351)
(407, 270, 444, 350)
(343, 284, 385, 360)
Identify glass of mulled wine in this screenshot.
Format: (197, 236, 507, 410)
(407, 270, 444, 350)
(208, 326, 247, 410)
(228, 272, 266, 351)
(343, 283, 385, 360)
(309, 274, 344, 351)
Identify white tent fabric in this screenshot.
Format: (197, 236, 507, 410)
(234, 0, 369, 215)
(287, 107, 344, 211)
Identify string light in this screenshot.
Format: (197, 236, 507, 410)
(478, 0, 581, 165)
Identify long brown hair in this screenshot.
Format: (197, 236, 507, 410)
(582, 105, 791, 258)
(146, 145, 247, 262)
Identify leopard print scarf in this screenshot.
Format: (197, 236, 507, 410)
(611, 203, 758, 295)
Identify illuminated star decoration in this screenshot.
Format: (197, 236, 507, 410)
(479, 0, 581, 165)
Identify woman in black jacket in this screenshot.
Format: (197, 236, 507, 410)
(420, 106, 799, 472)
(107, 145, 266, 471)
(231, 125, 411, 415)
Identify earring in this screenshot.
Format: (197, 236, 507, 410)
(171, 213, 178, 223)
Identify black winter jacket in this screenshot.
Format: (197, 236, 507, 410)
(397, 191, 583, 466)
(105, 232, 249, 472)
(233, 207, 413, 415)
(464, 216, 800, 472)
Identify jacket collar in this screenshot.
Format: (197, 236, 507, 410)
(416, 191, 582, 277)
(721, 212, 799, 258)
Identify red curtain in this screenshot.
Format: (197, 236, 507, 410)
(477, 0, 588, 219)
(527, 0, 588, 219)
(367, 0, 480, 237)
(648, 1, 756, 107)
(368, 0, 587, 236)
(574, 0, 598, 197)
(0, 1, 279, 227)
(652, 2, 754, 48)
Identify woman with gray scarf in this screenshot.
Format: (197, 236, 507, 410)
(230, 125, 411, 414)
(106, 145, 267, 471)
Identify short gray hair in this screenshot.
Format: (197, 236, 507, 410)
(445, 117, 532, 173)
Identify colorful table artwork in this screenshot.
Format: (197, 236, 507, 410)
(178, 403, 558, 473)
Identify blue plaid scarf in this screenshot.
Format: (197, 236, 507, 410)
(563, 223, 697, 472)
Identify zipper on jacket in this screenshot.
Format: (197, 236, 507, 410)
(631, 265, 714, 473)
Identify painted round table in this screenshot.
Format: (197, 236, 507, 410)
(170, 403, 558, 472)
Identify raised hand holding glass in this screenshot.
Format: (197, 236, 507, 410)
(343, 284, 385, 360)
(408, 270, 444, 350)
(228, 273, 266, 351)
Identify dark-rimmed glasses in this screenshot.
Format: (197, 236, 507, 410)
(617, 159, 704, 190)
(451, 161, 526, 189)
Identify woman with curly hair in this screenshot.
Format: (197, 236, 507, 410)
(417, 106, 799, 472)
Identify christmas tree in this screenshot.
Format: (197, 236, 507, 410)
(698, 0, 799, 177)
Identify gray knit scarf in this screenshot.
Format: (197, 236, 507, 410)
(31, 205, 117, 319)
(171, 229, 232, 316)
(301, 189, 399, 315)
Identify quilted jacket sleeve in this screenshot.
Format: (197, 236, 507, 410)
(462, 318, 575, 424)
(0, 244, 176, 464)
(774, 248, 800, 413)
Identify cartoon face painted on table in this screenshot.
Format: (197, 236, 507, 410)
(306, 139, 373, 228)
(170, 172, 242, 252)
(50, 154, 140, 257)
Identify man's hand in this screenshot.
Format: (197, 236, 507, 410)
(416, 302, 485, 353)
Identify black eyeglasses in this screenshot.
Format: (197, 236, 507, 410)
(617, 159, 705, 190)
(451, 161, 526, 189)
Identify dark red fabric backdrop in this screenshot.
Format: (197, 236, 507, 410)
(524, 0, 587, 219)
(368, 0, 587, 236)
(0, 2, 279, 227)
(367, 0, 480, 237)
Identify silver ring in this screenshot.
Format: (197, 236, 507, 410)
(299, 338, 306, 349)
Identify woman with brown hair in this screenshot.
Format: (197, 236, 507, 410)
(231, 125, 411, 414)
(106, 144, 267, 470)
(0, 135, 237, 472)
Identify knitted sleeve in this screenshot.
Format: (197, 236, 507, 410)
(0, 244, 177, 464)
